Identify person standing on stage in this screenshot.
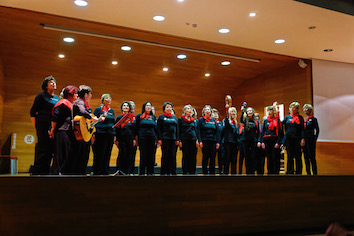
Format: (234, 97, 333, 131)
(212, 109, 224, 174)
(92, 94, 115, 175)
(158, 102, 179, 175)
(135, 101, 157, 175)
(115, 101, 135, 175)
(30, 75, 59, 175)
(222, 107, 238, 175)
(72, 85, 98, 175)
(178, 105, 198, 175)
(303, 104, 319, 175)
(255, 113, 266, 175)
(240, 104, 260, 175)
(282, 102, 305, 175)
(260, 104, 283, 174)
(49, 85, 78, 175)
(198, 105, 220, 175)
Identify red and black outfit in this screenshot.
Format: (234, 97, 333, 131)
(282, 113, 305, 174)
(115, 113, 135, 175)
(178, 116, 198, 175)
(157, 113, 179, 175)
(197, 116, 220, 175)
(30, 92, 59, 174)
(222, 118, 238, 174)
(92, 105, 115, 175)
(260, 114, 283, 174)
(303, 115, 319, 175)
(240, 112, 260, 175)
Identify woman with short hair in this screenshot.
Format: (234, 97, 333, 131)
(282, 102, 305, 175)
(303, 104, 319, 175)
(30, 75, 59, 175)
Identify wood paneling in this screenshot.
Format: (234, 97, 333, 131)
(0, 59, 4, 143)
(0, 176, 353, 235)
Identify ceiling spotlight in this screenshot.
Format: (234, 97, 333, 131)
(112, 61, 118, 65)
(163, 67, 169, 71)
(218, 28, 230, 34)
(121, 46, 131, 51)
(177, 0, 184, 2)
(221, 61, 231, 66)
(63, 37, 75, 43)
(324, 49, 333, 52)
(74, 0, 88, 7)
(249, 12, 256, 17)
(58, 54, 65, 59)
(205, 73, 210, 77)
(153, 16, 165, 21)
(177, 54, 187, 59)
(274, 39, 285, 44)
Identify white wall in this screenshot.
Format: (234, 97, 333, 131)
(312, 59, 354, 142)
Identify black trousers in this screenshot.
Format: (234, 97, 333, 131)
(92, 133, 114, 175)
(117, 139, 135, 175)
(52, 130, 75, 175)
(139, 138, 155, 175)
(256, 145, 266, 175)
(71, 139, 91, 175)
(243, 140, 257, 175)
(238, 142, 245, 174)
(286, 137, 302, 174)
(33, 121, 54, 175)
(264, 137, 281, 174)
(216, 144, 224, 174)
(161, 139, 177, 175)
(303, 137, 317, 175)
(201, 140, 216, 175)
(224, 142, 238, 174)
(181, 139, 197, 175)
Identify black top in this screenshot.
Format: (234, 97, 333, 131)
(30, 92, 59, 125)
(237, 125, 245, 143)
(304, 116, 320, 140)
(93, 106, 115, 135)
(261, 116, 283, 144)
(72, 99, 92, 118)
(222, 119, 238, 143)
(197, 117, 219, 143)
(240, 112, 260, 143)
(52, 103, 72, 131)
(134, 114, 157, 140)
(157, 114, 179, 140)
(178, 117, 198, 141)
(282, 114, 305, 140)
(216, 120, 224, 143)
(115, 114, 135, 141)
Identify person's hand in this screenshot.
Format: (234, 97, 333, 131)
(225, 104, 229, 109)
(133, 140, 136, 147)
(48, 130, 54, 139)
(216, 143, 220, 149)
(257, 142, 261, 148)
(199, 142, 203, 148)
(179, 141, 182, 148)
(300, 138, 305, 147)
(175, 140, 179, 146)
(158, 140, 162, 146)
(115, 141, 119, 147)
(91, 135, 95, 145)
(274, 143, 280, 149)
(92, 116, 99, 122)
(262, 143, 266, 150)
(196, 140, 199, 148)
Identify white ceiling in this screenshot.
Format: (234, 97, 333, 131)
(1, 0, 353, 64)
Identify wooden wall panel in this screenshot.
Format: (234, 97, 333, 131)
(0, 59, 3, 143)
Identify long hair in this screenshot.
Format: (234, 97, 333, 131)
(141, 101, 153, 115)
(228, 107, 237, 126)
(244, 107, 255, 131)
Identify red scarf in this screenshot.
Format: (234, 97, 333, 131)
(182, 115, 194, 123)
(239, 123, 244, 134)
(101, 105, 110, 112)
(164, 112, 172, 118)
(290, 113, 300, 124)
(267, 116, 279, 136)
(140, 112, 151, 119)
(304, 115, 313, 129)
(52, 99, 72, 115)
(229, 119, 236, 126)
(204, 116, 211, 124)
(84, 100, 91, 111)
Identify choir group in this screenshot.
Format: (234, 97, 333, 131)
(30, 76, 319, 176)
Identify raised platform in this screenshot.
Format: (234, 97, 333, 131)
(0, 175, 353, 235)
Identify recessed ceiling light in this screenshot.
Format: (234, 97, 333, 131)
(205, 73, 210, 77)
(58, 54, 65, 59)
(177, 0, 184, 2)
(177, 54, 187, 59)
(324, 49, 333, 52)
(274, 39, 285, 44)
(112, 61, 118, 65)
(221, 61, 231, 66)
(121, 46, 131, 51)
(63, 37, 75, 43)
(74, 0, 88, 7)
(219, 28, 230, 34)
(153, 16, 165, 21)
(163, 67, 169, 71)
(249, 12, 256, 17)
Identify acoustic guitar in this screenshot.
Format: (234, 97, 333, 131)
(73, 113, 107, 142)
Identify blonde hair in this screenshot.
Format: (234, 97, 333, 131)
(182, 104, 193, 116)
(202, 105, 212, 116)
(228, 107, 238, 126)
(303, 104, 313, 111)
(289, 102, 300, 110)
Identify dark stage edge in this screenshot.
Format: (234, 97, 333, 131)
(0, 175, 353, 236)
